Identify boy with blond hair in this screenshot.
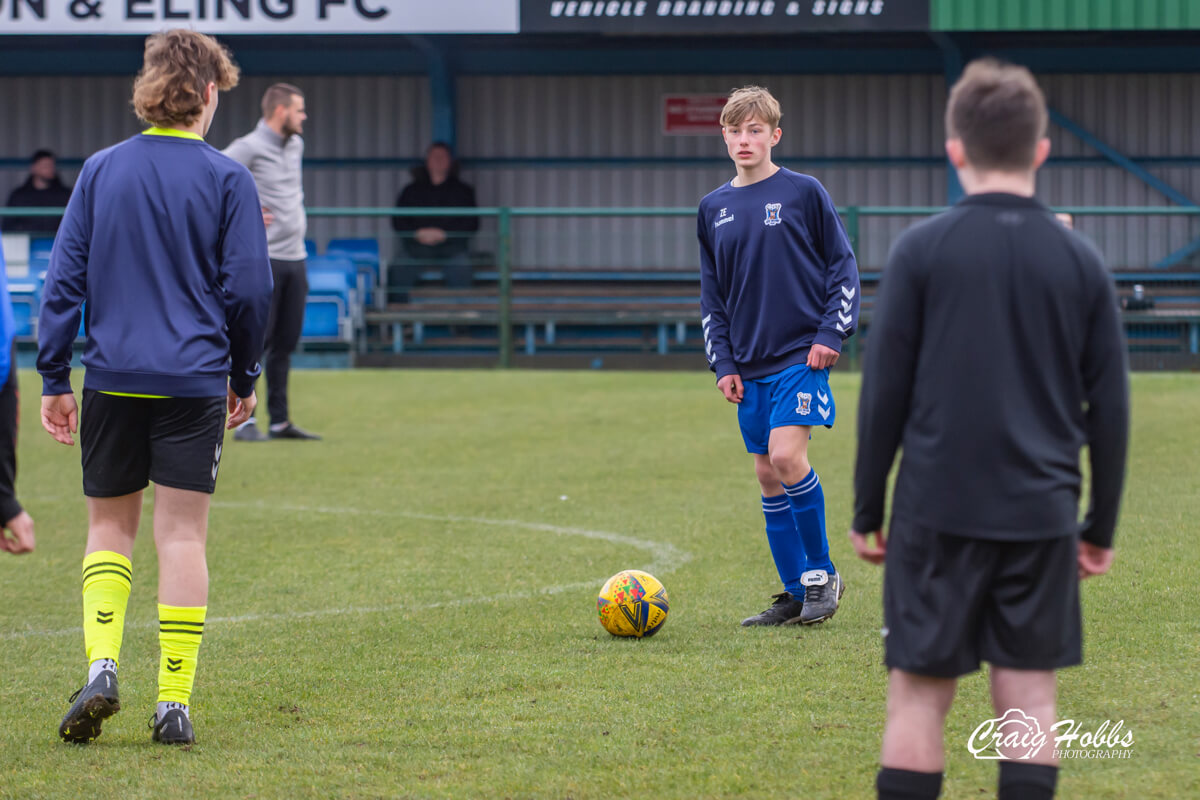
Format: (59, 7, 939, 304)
(851, 59, 1128, 799)
(39, 29, 272, 745)
(698, 86, 860, 627)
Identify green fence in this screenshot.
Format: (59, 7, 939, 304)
(5, 206, 1199, 369)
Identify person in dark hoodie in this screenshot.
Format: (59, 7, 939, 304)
(389, 142, 479, 299)
(5, 150, 73, 234)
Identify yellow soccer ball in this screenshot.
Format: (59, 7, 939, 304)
(596, 570, 669, 638)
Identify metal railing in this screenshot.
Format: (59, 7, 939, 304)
(6, 205, 1200, 368)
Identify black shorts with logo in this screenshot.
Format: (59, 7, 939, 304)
(80, 390, 227, 497)
(882, 517, 1082, 678)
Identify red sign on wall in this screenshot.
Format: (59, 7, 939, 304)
(663, 94, 728, 136)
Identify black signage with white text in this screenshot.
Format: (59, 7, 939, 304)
(521, 1, 929, 34)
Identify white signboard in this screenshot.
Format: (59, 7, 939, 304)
(0, 0, 519, 34)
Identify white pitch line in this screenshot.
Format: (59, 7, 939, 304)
(1, 502, 692, 641)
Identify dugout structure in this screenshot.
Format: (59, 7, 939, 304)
(2, 1, 1198, 367)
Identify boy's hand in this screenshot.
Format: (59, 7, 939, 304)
(227, 387, 257, 429)
(848, 528, 887, 565)
(1, 511, 35, 554)
(717, 374, 744, 404)
(1078, 541, 1115, 579)
(807, 344, 840, 370)
(41, 394, 78, 445)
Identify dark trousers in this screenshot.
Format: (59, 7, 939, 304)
(263, 258, 308, 426)
(387, 251, 473, 302)
(0, 350, 21, 524)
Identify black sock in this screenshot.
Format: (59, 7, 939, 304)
(998, 762, 1058, 800)
(876, 767, 943, 800)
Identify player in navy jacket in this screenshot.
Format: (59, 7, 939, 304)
(38, 30, 272, 747)
(698, 86, 860, 627)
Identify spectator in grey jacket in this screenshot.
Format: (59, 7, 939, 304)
(224, 83, 321, 442)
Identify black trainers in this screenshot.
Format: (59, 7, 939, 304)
(59, 670, 120, 743)
(269, 422, 321, 440)
(740, 591, 806, 627)
(150, 708, 195, 745)
(233, 419, 269, 442)
(799, 570, 845, 625)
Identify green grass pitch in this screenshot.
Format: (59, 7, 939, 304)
(2, 369, 1197, 799)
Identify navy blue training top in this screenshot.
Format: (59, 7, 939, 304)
(37, 129, 273, 399)
(698, 167, 861, 381)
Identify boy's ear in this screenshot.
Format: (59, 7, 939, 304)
(771, 127, 782, 146)
(945, 138, 967, 169)
(1032, 137, 1051, 170)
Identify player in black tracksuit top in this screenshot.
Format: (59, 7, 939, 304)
(851, 60, 1130, 800)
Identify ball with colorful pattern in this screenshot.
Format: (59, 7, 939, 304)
(596, 570, 669, 638)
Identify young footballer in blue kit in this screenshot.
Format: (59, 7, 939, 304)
(698, 86, 860, 626)
(38, 30, 273, 745)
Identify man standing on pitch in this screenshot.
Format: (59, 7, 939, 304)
(39, 29, 272, 745)
(699, 86, 860, 627)
(851, 59, 1129, 800)
(225, 83, 321, 441)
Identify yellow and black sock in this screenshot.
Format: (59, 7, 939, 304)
(157, 604, 206, 709)
(81, 551, 132, 673)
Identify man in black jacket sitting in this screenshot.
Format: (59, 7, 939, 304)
(5, 150, 72, 234)
(390, 143, 479, 300)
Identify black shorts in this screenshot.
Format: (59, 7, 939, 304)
(80, 390, 227, 497)
(882, 517, 1082, 678)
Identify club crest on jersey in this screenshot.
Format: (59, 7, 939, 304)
(764, 203, 783, 226)
(796, 391, 812, 416)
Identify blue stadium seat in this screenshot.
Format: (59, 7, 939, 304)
(325, 239, 380, 304)
(303, 256, 356, 342)
(307, 256, 356, 293)
(305, 238, 318, 258)
(29, 237, 54, 261)
(301, 297, 345, 339)
(30, 254, 50, 283)
(326, 238, 378, 261)
(8, 280, 39, 339)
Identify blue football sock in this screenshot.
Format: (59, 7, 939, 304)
(783, 470, 835, 574)
(762, 494, 806, 595)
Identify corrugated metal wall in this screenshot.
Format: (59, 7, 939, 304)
(461, 73, 1200, 269)
(463, 73, 947, 268)
(3, 72, 1198, 270)
(459, 74, 946, 159)
(0, 74, 430, 251)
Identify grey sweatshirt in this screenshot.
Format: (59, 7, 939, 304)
(223, 120, 307, 261)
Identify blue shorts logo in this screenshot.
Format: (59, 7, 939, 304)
(796, 391, 812, 415)
(764, 203, 783, 226)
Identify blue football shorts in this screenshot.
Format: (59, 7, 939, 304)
(736, 363, 835, 455)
